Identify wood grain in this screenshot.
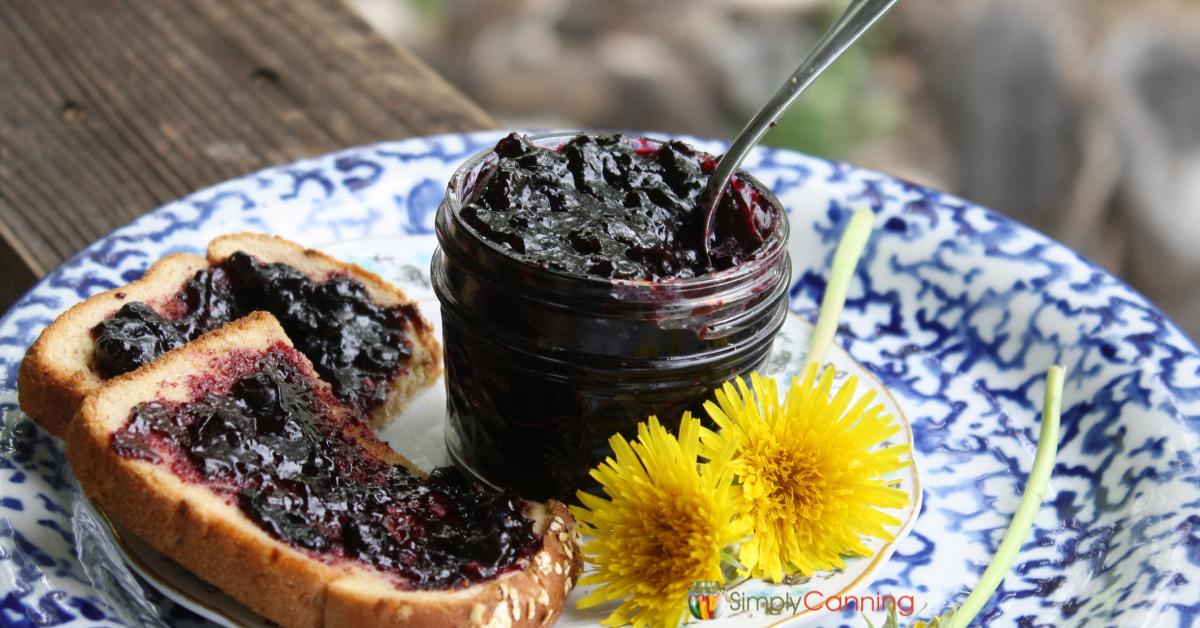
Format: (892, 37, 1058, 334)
(0, 0, 495, 309)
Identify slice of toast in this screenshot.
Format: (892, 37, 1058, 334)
(206, 233, 441, 428)
(68, 312, 580, 628)
(19, 233, 440, 437)
(18, 253, 209, 437)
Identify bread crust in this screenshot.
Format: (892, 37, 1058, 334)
(18, 253, 208, 437)
(207, 232, 443, 429)
(69, 312, 580, 628)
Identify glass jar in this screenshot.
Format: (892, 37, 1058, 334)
(431, 133, 791, 502)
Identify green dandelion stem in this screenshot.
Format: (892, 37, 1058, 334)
(945, 365, 1064, 628)
(805, 207, 875, 371)
(720, 547, 745, 571)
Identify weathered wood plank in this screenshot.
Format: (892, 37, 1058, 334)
(0, 0, 494, 309)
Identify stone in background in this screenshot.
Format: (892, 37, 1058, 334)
(1102, 18, 1200, 338)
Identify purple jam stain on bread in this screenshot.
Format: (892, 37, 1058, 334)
(93, 251, 422, 418)
(112, 344, 542, 589)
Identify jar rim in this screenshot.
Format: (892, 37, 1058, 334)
(443, 131, 791, 292)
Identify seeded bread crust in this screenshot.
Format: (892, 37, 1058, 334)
(206, 232, 442, 429)
(68, 313, 581, 628)
(18, 253, 209, 437)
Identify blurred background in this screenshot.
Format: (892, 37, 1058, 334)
(351, 0, 1200, 341)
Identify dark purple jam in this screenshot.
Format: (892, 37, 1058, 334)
(92, 252, 419, 417)
(460, 132, 777, 281)
(113, 349, 539, 589)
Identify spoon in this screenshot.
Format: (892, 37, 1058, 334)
(699, 0, 900, 255)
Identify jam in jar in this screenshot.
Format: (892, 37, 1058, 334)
(432, 132, 791, 501)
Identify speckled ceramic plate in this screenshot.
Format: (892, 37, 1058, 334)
(0, 132, 1197, 627)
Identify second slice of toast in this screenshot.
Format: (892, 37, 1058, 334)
(206, 233, 441, 428)
(20, 233, 440, 436)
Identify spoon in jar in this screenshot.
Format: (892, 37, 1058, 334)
(698, 0, 899, 257)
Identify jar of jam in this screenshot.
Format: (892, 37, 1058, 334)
(431, 132, 791, 501)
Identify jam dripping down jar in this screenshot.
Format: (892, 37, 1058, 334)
(431, 133, 791, 502)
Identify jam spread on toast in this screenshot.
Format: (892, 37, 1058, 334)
(93, 252, 420, 417)
(113, 348, 539, 589)
(460, 132, 777, 280)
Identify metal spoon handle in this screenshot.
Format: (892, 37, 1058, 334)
(700, 0, 899, 249)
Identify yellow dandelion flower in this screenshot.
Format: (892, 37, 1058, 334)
(570, 415, 748, 628)
(701, 364, 910, 582)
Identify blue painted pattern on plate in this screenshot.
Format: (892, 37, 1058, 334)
(0, 131, 1197, 627)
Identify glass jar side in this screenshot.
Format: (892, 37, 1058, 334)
(431, 132, 793, 501)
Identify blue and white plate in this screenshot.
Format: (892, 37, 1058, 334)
(0, 132, 1197, 627)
